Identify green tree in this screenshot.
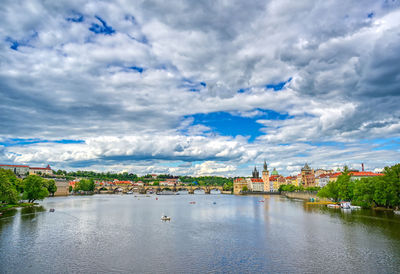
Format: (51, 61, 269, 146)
(74, 179, 95, 192)
(336, 173, 354, 201)
(318, 180, 339, 202)
(0, 169, 19, 204)
(22, 175, 49, 203)
(46, 179, 57, 196)
(352, 178, 376, 208)
(242, 186, 248, 192)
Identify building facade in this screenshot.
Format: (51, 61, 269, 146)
(300, 163, 315, 187)
(233, 178, 248, 194)
(0, 164, 30, 175)
(29, 164, 53, 175)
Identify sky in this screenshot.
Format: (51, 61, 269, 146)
(0, 0, 399, 177)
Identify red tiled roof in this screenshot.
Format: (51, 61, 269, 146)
(30, 167, 51, 170)
(0, 164, 29, 167)
(269, 175, 279, 181)
(116, 181, 132, 184)
(250, 178, 263, 182)
(350, 171, 383, 177)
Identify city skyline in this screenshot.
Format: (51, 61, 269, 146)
(1, 1, 399, 176)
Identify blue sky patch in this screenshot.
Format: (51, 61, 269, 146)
(7, 38, 19, 50)
(129, 66, 144, 73)
(189, 112, 264, 141)
(89, 16, 115, 35)
(0, 138, 85, 147)
(266, 77, 292, 91)
(66, 12, 84, 22)
(6, 32, 37, 51)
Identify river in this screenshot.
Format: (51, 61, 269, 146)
(1, 194, 400, 273)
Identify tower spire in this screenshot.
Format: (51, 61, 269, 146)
(263, 160, 268, 171)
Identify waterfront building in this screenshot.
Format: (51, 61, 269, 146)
(29, 164, 53, 175)
(329, 171, 384, 182)
(54, 179, 69, 196)
(314, 169, 334, 177)
(0, 164, 30, 175)
(233, 178, 248, 194)
(245, 178, 264, 192)
(300, 163, 315, 187)
(285, 176, 298, 186)
(269, 174, 286, 191)
(315, 173, 332, 187)
(349, 171, 384, 180)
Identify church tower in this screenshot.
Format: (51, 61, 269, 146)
(252, 166, 259, 179)
(262, 160, 270, 192)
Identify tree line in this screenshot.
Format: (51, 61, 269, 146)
(0, 169, 57, 205)
(317, 164, 400, 208)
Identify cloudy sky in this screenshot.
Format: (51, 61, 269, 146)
(0, 0, 399, 176)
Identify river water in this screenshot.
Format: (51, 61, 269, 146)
(1, 194, 400, 273)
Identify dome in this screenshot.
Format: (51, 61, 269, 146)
(271, 168, 278, 176)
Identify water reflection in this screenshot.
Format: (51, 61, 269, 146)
(1, 195, 400, 273)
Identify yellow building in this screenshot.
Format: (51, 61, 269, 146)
(233, 178, 248, 194)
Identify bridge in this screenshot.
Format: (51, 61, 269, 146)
(95, 185, 224, 194)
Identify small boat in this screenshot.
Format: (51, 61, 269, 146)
(340, 202, 351, 209)
(161, 215, 171, 221)
(156, 197, 158, 200)
(189, 201, 196, 204)
(126, 191, 133, 194)
(327, 204, 340, 208)
(394, 210, 400, 215)
(49, 208, 55, 212)
(350, 205, 361, 210)
(213, 202, 217, 205)
(259, 200, 265, 202)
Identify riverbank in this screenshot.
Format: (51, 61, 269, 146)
(0, 202, 36, 212)
(281, 191, 327, 201)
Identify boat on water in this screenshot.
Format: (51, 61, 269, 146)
(259, 200, 264, 202)
(341, 202, 351, 209)
(213, 202, 217, 205)
(161, 215, 171, 221)
(49, 208, 55, 212)
(327, 204, 340, 208)
(126, 191, 133, 194)
(394, 210, 400, 215)
(350, 205, 362, 210)
(189, 201, 196, 204)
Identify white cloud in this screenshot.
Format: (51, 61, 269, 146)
(0, 0, 399, 176)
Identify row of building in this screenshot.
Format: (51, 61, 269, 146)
(69, 178, 183, 188)
(233, 162, 384, 194)
(0, 164, 53, 176)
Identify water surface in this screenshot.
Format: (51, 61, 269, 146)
(1, 194, 400, 273)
